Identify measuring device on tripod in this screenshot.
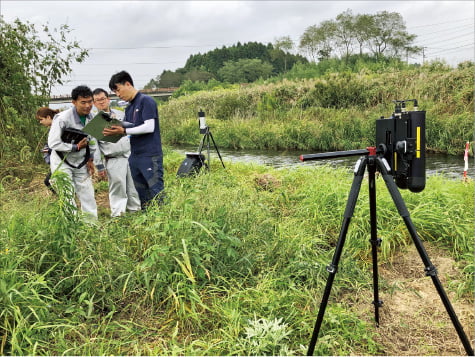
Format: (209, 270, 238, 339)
(300, 99, 473, 356)
(177, 109, 225, 177)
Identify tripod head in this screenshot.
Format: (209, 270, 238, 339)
(300, 100, 426, 193)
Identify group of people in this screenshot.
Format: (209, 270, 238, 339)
(35, 71, 164, 220)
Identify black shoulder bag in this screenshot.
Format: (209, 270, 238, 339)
(56, 128, 90, 169)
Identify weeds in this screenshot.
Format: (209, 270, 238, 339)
(0, 153, 472, 355)
(159, 63, 473, 155)
(0, 59, 472, 355)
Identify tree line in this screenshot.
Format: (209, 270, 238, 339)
(298, 9, 420, 61)
(144, 42, 308, 89)
(145, 9, 421, 88)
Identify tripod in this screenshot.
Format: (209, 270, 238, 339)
(304, 148, 474, 356)
(197, 126, 225, 170)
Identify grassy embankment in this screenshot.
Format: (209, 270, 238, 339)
(1, 64, 473, 355)
(160, 63, 474, 155)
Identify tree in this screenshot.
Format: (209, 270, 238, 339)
(218, 59, 273, 83)
(299, 25, 320, 62)
(299, 20, 336, 62)
(366, 11, 416, 59)
(272, 36, 294, 71)
(0, 16, 88, 107)
(183, 69, 215, 83)
(143, 76, 160, 90)
(158, 70, 184, 87)
(389, 32, 422, 61)
(0, 16, 88, 162)
(143, 75, 161, 90)
(335, 9, 357, 58)
(164, 41, 306, 84)
(353, 13, 375, 55)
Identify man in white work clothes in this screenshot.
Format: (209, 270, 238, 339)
(92, 88, 141, 217)
(48, 85, 98, 219)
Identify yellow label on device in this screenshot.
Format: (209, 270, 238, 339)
(416, 126, 421, 158)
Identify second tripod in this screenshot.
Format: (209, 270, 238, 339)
(197, 124, 225, 171)
(176, 110, 225, 177)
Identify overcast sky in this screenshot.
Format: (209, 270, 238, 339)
(1, 1, 474, 96)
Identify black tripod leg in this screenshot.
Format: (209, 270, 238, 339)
(208, 131, 226, 168)
(376, 157, 474, 356)
(206, 133, 211, 168)
(198, 132, 206, 153)
(368, 157, 383, 326)
(197, 133, 210, 171)
(307, 157, 368, 356)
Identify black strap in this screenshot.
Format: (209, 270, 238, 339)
(56, 145, 90, 169)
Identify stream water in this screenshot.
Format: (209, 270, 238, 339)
(172, 145, 473, 180)
(50, 103, 472, 180)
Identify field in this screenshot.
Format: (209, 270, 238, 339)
(1, 61, 473, 355)
(1, 148, 473, 355)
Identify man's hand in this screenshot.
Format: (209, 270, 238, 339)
(96, 169, 108, 181)
(77, 137, 88, 150)
(86, 159, 95, 177)
(103, 125, 125, 136)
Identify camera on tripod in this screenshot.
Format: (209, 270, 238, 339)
(301, 99, 426, 193)
(376, 99, 426, 192)
(302, 100, 474, 356)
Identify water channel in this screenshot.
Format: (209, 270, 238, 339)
(172, 145, 473, 181)
(49, 103, 472, 180)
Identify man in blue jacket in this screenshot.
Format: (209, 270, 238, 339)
(103, 71, 164, 209)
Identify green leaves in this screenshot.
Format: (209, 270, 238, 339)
(299, 10, 420, 61)
(0, 17, 88, 102)
(0, 16, 88, 164)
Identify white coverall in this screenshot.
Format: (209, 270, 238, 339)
(94, 109, 141, 217)
(48, 107, 98, 219)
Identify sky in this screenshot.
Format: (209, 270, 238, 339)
(1, 0, 474, 96)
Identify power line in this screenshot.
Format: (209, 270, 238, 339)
(415, 25, 474, 41)
(415, 31, 475, 47)
(408, 17, 473, 29)
(87, 43, 239, 51)
(427, 43, 474, 56)
(78, 62, 180, 66)
(425, 40, 475, 51)
(414, 23, 474, 38)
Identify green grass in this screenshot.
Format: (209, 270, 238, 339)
(159, 63, 474, 155)
(0, 151, 473, 355)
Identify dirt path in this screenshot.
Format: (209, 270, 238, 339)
(355, 244, 474, 355)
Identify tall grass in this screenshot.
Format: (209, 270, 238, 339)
(0, 150, 473, 355)
(159, 63, 474, 154)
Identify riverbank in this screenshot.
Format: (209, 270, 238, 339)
(1, 152, 473, 355)
(158, 64, 473, 156)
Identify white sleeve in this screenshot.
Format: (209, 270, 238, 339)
(48, 115, 74, 152)
(125, 118, 155, 135)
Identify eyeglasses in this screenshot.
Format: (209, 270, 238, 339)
(94, 97, 108, 103)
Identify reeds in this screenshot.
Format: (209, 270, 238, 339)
(159, 63, 474, 155)
(1, 152, 472, 355)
